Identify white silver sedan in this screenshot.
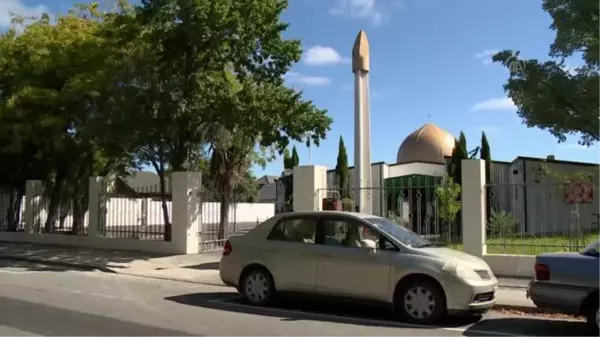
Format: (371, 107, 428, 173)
(219, 211, 498, 324)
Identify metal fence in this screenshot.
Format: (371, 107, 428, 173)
(0, 188, 25, 232)
(198, 191, 266, 252)
(317, 181, 463, 250)
(98, 181, 172, 241)
(485, 182, 600, 255)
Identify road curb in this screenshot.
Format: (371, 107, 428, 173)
(0, 255, 118, 274)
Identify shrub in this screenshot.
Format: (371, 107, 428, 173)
(341, 198, 354, 211)
(488, 210, 518, 237)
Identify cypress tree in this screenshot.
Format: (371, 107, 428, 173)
(291, 146, 300, 167)
(481, 131, 493, 221)
(283, 149, 292, 170)
(335, 136, 349, 198)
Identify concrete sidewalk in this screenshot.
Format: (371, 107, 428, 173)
(0, 242, 534, 308)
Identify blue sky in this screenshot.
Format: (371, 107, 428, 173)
(4, 0, 599, 177)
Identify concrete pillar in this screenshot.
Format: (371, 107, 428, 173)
(461, 159, 487, 257)
(171, 171, 202, 254)
(88, 177, 106, 237)
(24, 180, 43, 233)
(293, 165, 327, 212)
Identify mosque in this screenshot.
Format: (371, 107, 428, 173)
(315, 29, 598, 236)
(324, 122, 599, 236)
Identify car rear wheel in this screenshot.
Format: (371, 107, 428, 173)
(240, 267, 275, 306)
(395, 278, 446, 324)
(585, 305, 599, 331)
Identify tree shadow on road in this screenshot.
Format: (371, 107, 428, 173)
(165, 291, 480, 329)
(464, 316, 594, 336)
(183, 262, 219, 270)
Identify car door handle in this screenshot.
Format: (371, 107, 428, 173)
(267, 249, 278, 253)
(321, 253, 333, 258)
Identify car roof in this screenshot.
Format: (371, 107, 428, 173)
(276, 210, 380, 220)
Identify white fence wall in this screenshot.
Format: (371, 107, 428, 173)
(0, 195, 275, 228)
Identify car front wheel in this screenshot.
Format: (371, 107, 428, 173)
(395, 278, 446, 324)
(585, 305, 599, 331)
(240, 267, 275, 306)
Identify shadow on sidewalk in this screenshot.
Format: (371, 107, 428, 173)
(0, 242, 170, 273)
(183, 262, 219, 270)
(164, 292, 479, 329)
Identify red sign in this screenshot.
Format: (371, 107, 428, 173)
(564, 183, 594, 204)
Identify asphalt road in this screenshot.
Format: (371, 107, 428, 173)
(0, 259, 593, 336)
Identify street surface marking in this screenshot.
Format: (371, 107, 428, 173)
(206, 296, 529, 336)
(0, 270, 38, 275)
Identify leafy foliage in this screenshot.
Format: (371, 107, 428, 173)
(435, 176, 462, 224)
(0, 0, 332, 237)
(492, 0, 599, 146)
(487, 210, 518, 238)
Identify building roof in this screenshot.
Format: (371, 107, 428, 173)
(396, 123, 456, 165)
(256, 175, 278, 185)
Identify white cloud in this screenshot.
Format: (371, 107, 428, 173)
(303, 46, 350, 66)
(0, 0, 49, 27)
(562, 63, 578, 75)
(474, 49, 499, 66)
(330, 0, 385, 26)
(557, 143, 590, 150)
(284, 72, 331, 86)
(340, 84, 383, 98)
(471, 97, 516, 111)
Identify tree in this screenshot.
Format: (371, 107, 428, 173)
(291, 146, 300, 167)
(207, 75, 331, 239)
(492, 0, 599, 146)
(283, 149, 293, 170)
(100, 0, 331, 240)
(480, 131, 492, 222)
(435, 175, 461, 241)
(335, 136, 350, 198)
(0, 5, 135, 234)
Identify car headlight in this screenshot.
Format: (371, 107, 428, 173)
(443, 263, 481, 281)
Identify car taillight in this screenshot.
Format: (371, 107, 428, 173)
(223, 240, 232, 256)
(534, 262, 550, 281)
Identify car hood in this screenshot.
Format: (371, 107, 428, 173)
(418, 247, 490, 270)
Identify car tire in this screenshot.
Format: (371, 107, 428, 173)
(395, 278, 446, 324)
(240, 267, 275, 306)
(585, 304, 599, 332)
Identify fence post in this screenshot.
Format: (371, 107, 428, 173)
(293, 165, 327, 211)
(461, 159, 487, 257)
(88, 177, 105, 238)
(171, 171, 202, 254)
(24, 180, 43, 234)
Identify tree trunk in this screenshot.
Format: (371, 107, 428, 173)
(6, 188, 24, 232)
(218, 193, 230, 240)
(45, 169, 68, 233)
(71, 178, 90, 235)
(158, 170, 171, 241)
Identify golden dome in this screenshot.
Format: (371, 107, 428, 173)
(396, 123, 456, 164)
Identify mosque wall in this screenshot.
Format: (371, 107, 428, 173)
(387, 162, 446, 178)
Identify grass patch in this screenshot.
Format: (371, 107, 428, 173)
(445, 233, 599, 255)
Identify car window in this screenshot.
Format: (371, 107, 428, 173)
(322, 217, 396, 250)
(267, 217, 317, 244)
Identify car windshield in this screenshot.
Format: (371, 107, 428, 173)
(365, 217, 430, 248)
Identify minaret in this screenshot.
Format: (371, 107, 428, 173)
(352, 30, 372, 214)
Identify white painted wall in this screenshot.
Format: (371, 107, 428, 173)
(387, 162, 446, 178)
(0, 195, 274, 228)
